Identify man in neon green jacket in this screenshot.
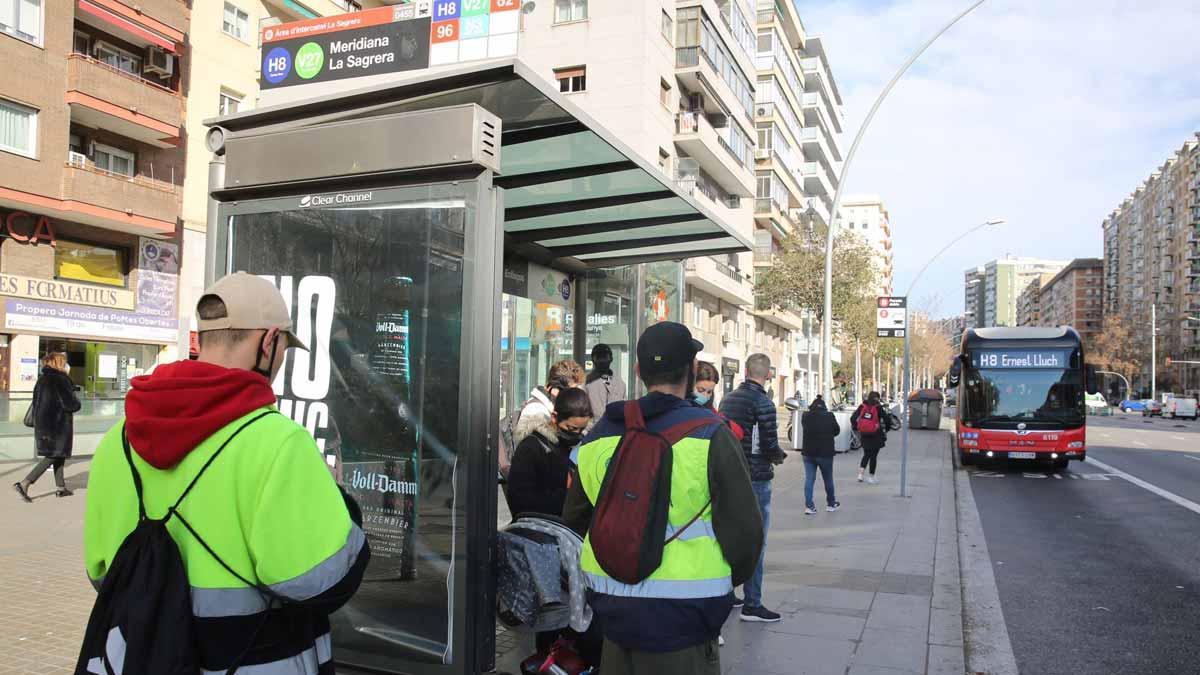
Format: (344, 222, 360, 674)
(84, 272, 369, 674)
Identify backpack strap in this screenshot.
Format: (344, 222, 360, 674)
(120, 424, 148, 522)
(658, 415, 722, 547)
(169, 410, 277, 512)
(623, 400, 646, 432)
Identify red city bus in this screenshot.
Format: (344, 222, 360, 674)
(949, 327, 1096, 471)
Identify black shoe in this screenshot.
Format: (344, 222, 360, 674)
(740, 605, 782, 623)
(56, 488, 74, 498)
(731, 594, 744, 608)
(13, 482, 31, 503)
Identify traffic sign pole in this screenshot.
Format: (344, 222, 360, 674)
(901, 322, 910, 498)
(876, 296, 910, 497)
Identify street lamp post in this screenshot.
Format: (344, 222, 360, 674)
(898, 219, 1004, 497)
(821, 0, 992, 400)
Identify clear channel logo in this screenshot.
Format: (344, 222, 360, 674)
(299, 192, 374, 208)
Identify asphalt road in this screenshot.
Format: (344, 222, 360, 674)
(967, 411, 1200, 674)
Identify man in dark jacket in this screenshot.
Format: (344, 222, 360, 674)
(718, 353, 786, 622)
(800, 398, 841, 514)
(562, 322, 763, 675)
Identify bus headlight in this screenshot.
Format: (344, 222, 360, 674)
(1067, 441, 1084, 449)
(986, 451, 995, 458)
(959, 439, 978, 447)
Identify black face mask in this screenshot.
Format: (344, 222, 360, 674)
(252, 331, 279, 381)
(558, 429, 584, 447)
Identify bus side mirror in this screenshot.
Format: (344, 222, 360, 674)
(1085, 364, 1100, 395)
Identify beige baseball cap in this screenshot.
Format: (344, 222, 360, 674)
(196, 272, 308, 350)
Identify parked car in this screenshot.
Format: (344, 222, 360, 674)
(1165, 396, 1199, 420)
(1142, 400, 1164, 417)
(1119, 399, 1146, 413)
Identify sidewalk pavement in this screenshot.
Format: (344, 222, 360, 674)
(0, 457, 93, 674)
(715, 428, 964, 675)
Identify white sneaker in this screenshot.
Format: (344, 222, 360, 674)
(866, 476, 879, 485)
(804, 506, 818, 515)
(857, 472, 864, 482)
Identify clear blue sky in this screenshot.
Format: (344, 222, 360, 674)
(796, 0, 1200, 318)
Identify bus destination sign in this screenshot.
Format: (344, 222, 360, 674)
(972, 349, 1069, 369)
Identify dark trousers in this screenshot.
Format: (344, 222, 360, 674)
(600, 638, 719, 675)
(25, 457, 66, 488)
(803, 456, 836, 508)
(860, 447, 881, 474)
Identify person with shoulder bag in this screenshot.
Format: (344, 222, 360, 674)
(13, 352, 82, 502)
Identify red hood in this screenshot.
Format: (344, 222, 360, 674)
(125, 360, 278, 469)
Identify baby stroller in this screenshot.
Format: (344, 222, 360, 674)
(497, 514, 599, 674)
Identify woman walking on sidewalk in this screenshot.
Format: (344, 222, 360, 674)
(12, 352, 81, 502)
(853, 391, 889, 485)
(800, 397, 840, 515)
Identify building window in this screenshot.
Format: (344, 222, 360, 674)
(657, 147, 670, 174)
(56, 240, 129, 288)
(223, 2, 250, 40)
(692, 303, 702, 327)
(661, 8, 672, 42)
(73, 29, 89, 54)
(94, 41, 143, 77)
(0, 98, 36, 158)
(0, 0, 42, 45)
(219, 89, 243, 116)
(660, 78, 671, 107)
(554, 0, 586, 23)
(93, 143, 135, 177)
(555, 66, 586, 93)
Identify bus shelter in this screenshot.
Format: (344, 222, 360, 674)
(204, 59, 750, 675)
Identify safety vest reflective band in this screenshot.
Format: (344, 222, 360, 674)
(576, 433, 733, 598)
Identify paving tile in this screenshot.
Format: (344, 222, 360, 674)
(847, 665, 922, 675)
(929, 606, 965, 647)
(765, 609, 866, 640)
(852, 627, 928, 671)
(738, 632, 856, 675)
(926, 642, 967, 675)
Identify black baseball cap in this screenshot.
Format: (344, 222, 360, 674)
(637, 322, 704, 377)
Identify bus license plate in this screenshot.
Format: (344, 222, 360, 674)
(1009, 452, 1037, 459)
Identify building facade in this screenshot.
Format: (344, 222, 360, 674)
(967, 257, 1069, 328)
(509, 0, 845, 405)
(964, 265, 985, 329)
(1015, 272, 1055, 327)
(1102, 135, 1200, 394)
(841, 195, 894, 296)
(0, 0, 188, 418)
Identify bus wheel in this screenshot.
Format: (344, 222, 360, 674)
(960, 452, 975, 466)
(1053, 459, 1069, 471)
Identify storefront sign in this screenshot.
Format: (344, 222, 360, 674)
(4, 300, 178, 343)
(138, 238, 180, 320)
(0, 273, 136, 310)
(0, 210, 57, 246)
(259, 2, 518, 91)
(502, 257, 528, 297)
(527, 263, 571, 305)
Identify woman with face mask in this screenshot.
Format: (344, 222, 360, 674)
(693, 360, 745, 442)
(13, 352, 82, 502)
(507, 387, 593, 518)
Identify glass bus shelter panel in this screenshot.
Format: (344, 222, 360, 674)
(223, 183, 474, 672)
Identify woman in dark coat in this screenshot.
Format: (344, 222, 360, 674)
(852, 391, 892, 485)
(13, 352, 82, 501)
(507, 387, 593, 518)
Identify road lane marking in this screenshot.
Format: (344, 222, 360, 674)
(1174, 436, 1188, 441)
(1085, 457, 1200, 517)
(1185, 456, 1200, 463)
(1132, 441, 1149, 447)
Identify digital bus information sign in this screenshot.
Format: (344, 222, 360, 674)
(970, 349, 1071, 369)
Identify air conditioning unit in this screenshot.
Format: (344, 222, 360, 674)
(754, 148, 771, 159)
(756, 106, 769, 117)
(68, 151, 88, 167)
(144, 46, 174, 77)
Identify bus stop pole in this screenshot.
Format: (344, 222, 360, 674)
(900, 324, 910, 498)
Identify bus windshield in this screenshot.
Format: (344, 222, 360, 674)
(961, 366, 1085, 427)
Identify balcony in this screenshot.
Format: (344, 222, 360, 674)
(685, 256, 755, 306)
(675, 46, 754, 128)
(798, 125, 842, 163)
(66, 55, 182, 148)
(800, 57, 843, 132)
(798, 161, 836, 198)
(75, 0, 188, 40)
(61, 161, 179, 235)
(674, 112, 756, 197)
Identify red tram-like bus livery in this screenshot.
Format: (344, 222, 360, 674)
(949, 327, 1098, 471)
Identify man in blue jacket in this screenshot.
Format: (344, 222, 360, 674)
(718, 353, 787, 622)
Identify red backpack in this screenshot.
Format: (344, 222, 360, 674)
(589, 401, 719, 585)
(858, 404, 881, 434)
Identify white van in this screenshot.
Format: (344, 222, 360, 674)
(1165, 396, 1198, 420)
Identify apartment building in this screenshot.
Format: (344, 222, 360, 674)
(1038, 258, 1103, 342)
(506, 0, 845, 403)
(966, 256, 1068, 328)
(1103, 135, 1200, 393)
(964, 265, 985, 329)
(1015, 272, 1055, 327)
(841, 195, 894, 296)
(0, 0, 188, 401)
